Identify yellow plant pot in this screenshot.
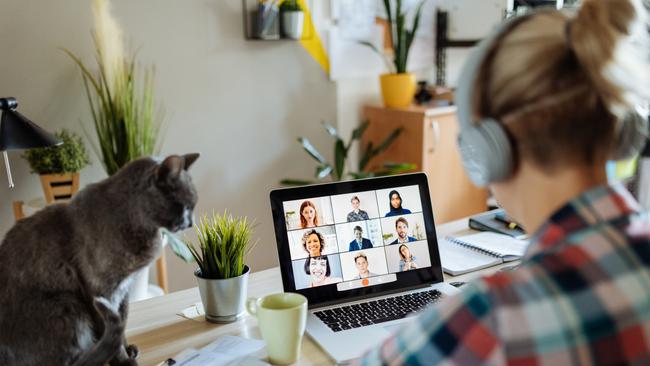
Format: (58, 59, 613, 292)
(380, 73, 417, 108)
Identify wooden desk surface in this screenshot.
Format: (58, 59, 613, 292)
(126, 217, 516, 365)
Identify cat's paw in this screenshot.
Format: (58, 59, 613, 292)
(126, 344, 139, 359)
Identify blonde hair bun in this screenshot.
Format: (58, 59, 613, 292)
(569, 0, 650, 117)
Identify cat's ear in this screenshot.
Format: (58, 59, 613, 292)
(157, 155, 184, 183)
(183, 153, 200, 171)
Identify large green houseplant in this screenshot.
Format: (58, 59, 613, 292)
(362, 0, 425, 108)
(64, 0, 165, 301)
(64, 0, 161, 176)
(186, 212, 257, 323)
(22, 129, 90, 203)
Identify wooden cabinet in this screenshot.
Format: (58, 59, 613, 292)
(362, 105, 488, 224)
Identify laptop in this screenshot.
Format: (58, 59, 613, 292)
(270, 173, 460, 364)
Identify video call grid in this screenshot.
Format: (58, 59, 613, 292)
(283, 186, 430, 286)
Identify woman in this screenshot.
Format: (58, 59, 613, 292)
(361, 0, 650, 364)
(304, 255, 342, 288)
(397, 244, 417, 271)
(384, 190, 411, 217)
(301, 229, 324, 257)
(299, 200, 319, 228)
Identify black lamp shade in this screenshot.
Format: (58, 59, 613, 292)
(0, 108, 62, 150)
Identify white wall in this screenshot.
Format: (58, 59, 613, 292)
(0, 0, 336, 292)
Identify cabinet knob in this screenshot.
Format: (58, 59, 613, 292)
(429, 120, 440, 154)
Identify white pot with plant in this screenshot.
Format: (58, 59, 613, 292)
(22, 129, 90, 204)
(280, 0, 304, 39)
(186, 211, 257, 323)
(362, 0, 425, 108)
(64, 0, 164, 302)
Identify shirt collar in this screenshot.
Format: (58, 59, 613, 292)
(524, 183, 642, 259)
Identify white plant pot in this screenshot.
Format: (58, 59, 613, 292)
(129, 233, 168, 302)
(129, 266, 150, 302)
(282, 11, 304, 39)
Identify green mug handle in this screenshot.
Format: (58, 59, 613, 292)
(246, 297, 258, 316)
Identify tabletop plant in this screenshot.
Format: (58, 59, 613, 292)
(281, 121, 416, 186)
(22, 129, 90, 175)
(360, 0, 425, 108)
(186, 211, 258, 279)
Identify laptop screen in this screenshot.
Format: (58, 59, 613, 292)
(270, 173, 444, 307)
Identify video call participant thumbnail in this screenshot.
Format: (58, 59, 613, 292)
(302, 229, 325, 257)
(304, 255, 342, 288)
(347, 195, 370, 222)
(348, 225, 373, 251)
(352, 252, 377, 280)
(390, 217, 417, 244)
(385, 190, 412, 217)
(398, 244, 418, 271)
(299, 200, 319, 228)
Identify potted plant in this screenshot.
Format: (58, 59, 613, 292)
(362, 0, 425, 108)
(280, 0, 304, 39)
(22, 129, 90, 204)
(64, 0, 163, 301)
(281, 121, 416, 185)
(186, 211, 257, 323)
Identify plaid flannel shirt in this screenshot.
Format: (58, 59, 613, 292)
(359, 183, 650, 365)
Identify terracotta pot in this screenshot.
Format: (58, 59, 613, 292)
(380, 73, 417, 108)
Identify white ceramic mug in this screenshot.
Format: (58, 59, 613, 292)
(247, 293, 307, 365)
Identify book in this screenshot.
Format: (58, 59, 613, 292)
(469, 209, 527, 240)
(439, 232, 529, 276)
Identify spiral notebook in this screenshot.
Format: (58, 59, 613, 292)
(438, 232, 529, 276)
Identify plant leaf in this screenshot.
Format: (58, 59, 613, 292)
(280, 179, 317, 186)
(316, 164, 333, 180)
(358, 141, 374, 172)
(405, 1, 425, 66)
(350, 120, 369, 142)
(334, 140, 346, 180)
(322, 121, 340, 140)
(372, 127, 403, 156)
(358, 41, 396, 74)
(298, 137, 327, 164)
(162, 229, 194, 263)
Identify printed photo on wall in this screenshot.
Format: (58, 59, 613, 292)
(330, 191, 380, 224)
(283, 197, 335, 231)
(288, 226, 339, 260)
(292, 254, 344, 289)
(384, 240, 431, 273)
(334, 219, 383, 253)
(380, 213, 427, 246)
(339, 247, 388, 281)
(375, 185, 423, 218)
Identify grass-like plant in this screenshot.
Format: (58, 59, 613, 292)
(360, 0, 425, 74)
(63, 0, 161, 176)
(22, 129, 90, 175)
(187, 212, 257, 280)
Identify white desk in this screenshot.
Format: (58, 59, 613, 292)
(126, 217, 515, 365)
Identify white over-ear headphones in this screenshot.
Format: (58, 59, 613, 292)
(456, 13, 649, 187)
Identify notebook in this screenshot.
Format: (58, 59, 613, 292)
(438, 232, 529, 276)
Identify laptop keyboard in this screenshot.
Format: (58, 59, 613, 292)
(313, 289, 443, 332)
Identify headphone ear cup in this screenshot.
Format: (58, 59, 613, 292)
(613, 112, 649, 160)
(457, 118, 514, 187)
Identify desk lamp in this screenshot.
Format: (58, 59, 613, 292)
(0, 97, 62, 188)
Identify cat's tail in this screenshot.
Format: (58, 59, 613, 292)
(71, 297, 124, 366)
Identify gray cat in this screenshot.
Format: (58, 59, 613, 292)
(0, 153, 199, 366)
